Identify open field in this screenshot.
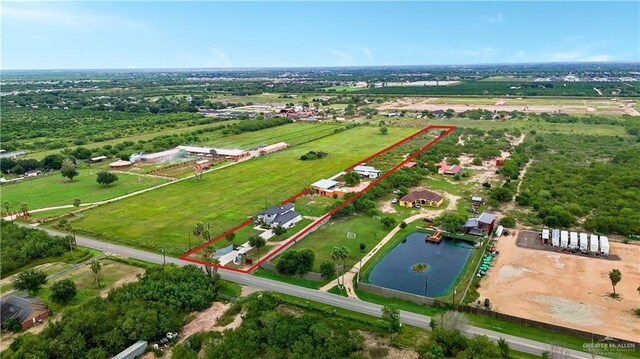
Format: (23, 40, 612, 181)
(204, 122, 342, 148)
(1, 169, 169, 211)
(378, 97, 640, 116)
(73, 126, 416, 255)
(478, 231, 640, 342)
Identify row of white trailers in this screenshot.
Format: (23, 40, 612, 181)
(542, 229, 610, 256)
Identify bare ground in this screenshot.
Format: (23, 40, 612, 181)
(477, 230, 640, 342)
(358, 331, 419, 359)
(99, 268, 145, 298)
(179, 302, 244, 343)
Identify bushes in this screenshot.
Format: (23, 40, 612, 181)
(500, 217, 516, 228)
(300, 150, 328, 161)
(319, 261, 336, 279)
(276, 249, 315, 276)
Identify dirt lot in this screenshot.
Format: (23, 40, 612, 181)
(478, 231, 640, 342)
(378, 97, 640, 116)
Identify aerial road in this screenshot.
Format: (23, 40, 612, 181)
(29, 224, 602, 359)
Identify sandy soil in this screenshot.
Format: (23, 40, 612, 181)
(379, 200, 397, 214)
(99, 268, 145, 298)
(478, 231, 640, 342)
(378, 97, 632, 115)
(358, 330, 419, 359)
(179, 302, 244, 343)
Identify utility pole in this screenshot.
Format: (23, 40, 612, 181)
(188, 232, 191, 250)
(452, 289, 456, 307)
(161, 249, 166, 265)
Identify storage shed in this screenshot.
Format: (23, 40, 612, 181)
(551, 229, 560, 247)
(560, 230, 569, 247)
(589, 234, 599, 253)
(570, 232, 579, 249)
(541, 229, 550, 243)
(579, 233, 588, 251)
(599, 236, 610, 256)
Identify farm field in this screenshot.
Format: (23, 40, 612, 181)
(73, 126, 416, 255)
(1, 169, 169, 211)
(204, 122, 342, 148)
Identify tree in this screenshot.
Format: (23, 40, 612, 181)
(73, 198, 81, 209)
(319, 261, 336, 279)
(399, 221, 407, 229)
(458, 335, 500, 359)
(359, 242, 366, 252)
(381, 304, 401, 332)
(343, 171, 361, 186)
(500, 216, 516, 228)
(20, 202, 29, 217)
(497, 338, 510, 359)
(13, 270, 48, 296)
(381, 216, 397, 228)
(201, 228, 212, 242)
(273, 225, 286, 239)
(331, 246, 350, 287)
(248, 235, 266, 257)
(90, 260, 102, 288)
(96, 171, 119, 186)
(2, 201, 10, 214)
(51, 279, 77, 304)
(60, 158, 79, 181)
(225, 232, 236, 245)
(437, 212, 467, 232)
(2, 317, 21, 332)
(609, 269, 622, 295)
(193, 223, 204, 238)
(379, 126, 389, 135)
(201, 246, 217, 276)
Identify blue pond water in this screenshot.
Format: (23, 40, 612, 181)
(369, 231, 474, 297)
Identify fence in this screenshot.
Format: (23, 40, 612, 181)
(357, 281, 639, 346)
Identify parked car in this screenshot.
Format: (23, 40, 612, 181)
(391, 198, 398, 204)
(166, 332, 178, 340)
(423, 218, 433, 223)
(414, 203, 421, 208)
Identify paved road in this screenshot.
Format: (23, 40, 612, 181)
(32, 225, 598, 358)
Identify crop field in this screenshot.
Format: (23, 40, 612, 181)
(1, 169, 169, 211)
(73, 126, 415, 255)
(205, 123, 342, 148)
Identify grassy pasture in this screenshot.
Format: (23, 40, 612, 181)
(73, 126, 416, 255)
(204, 123, 341, 148)
(1, 169, 169, 210)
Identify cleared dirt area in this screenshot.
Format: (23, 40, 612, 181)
(358, 331, 419, 359)
(478, 231, 640, 342)
(378, 97, 638, 115)
(179, 302, 243, 342)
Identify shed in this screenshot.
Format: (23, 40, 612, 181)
(0, 294, 49, 330)
(109, 160, 132, 169)
(589, 234, 599, 253)
(551, 229, 560, 247)
(541, 229, 550, 241)
(570, 232, 579, 249)
(560, 230, 569, 247)
(90, 155, 107, 163)
(599, 236, 609, 255)
(471, 196, 483, 203)
(578, 233, 588, 251)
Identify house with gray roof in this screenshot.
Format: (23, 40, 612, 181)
(256, 203, 302, 229)
(462, 212, 497, 237)
(0, 294, 49, 330)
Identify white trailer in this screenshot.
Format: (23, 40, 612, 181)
(570, 232, 579, 249)
(579, 233, 588, 251)
(542, 229, 550, 242)
(551, 229, 560, 247)
(560, 230, 569, 248)
(586, 233, 598, 253)
(599, 236, 610, 256)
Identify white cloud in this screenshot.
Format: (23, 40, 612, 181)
(329, 49, 353, 66)
(483, 12, 504, 23)
(208, 48, 232, 67)
(1, 2, 144, 30)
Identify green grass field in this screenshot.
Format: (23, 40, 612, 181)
(1, 169, 169, 211)
(73, 126, 416, 255)
(204, 122, 342, 148)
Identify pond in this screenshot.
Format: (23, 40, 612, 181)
(369, 231, 474, 297)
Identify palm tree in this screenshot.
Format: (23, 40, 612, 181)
(201, 228, 212, 242)
(2, 201, 10, 214)
(90, 260, 102, 288)
(331, 246, 350, 288)
(20, 202, 29, 217)
(201, 246, 217, 276)
(193, 223, 204, 238)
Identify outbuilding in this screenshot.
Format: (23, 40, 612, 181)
(599, 236, 610, 256)
(589, 234, 599, 253)
(560, 230, 569, 247)
(109, 160, 132, 169)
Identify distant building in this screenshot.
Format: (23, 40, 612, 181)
(399, 190, 444, 208)
(109, 160, 132, 169)
(256, 203, 302, 229)
(353, 165, 381, 179)
(23, 170, 42, 178)
(311, 178, 343, 198)
(259, 142, 288, 155)
(0, 294, 49, 330)
(431, 110, 446, 118)
(90, 155, 107, 163)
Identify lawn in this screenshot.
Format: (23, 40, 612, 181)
(1, 169, 169, 211)
(73, 126, 416, 255)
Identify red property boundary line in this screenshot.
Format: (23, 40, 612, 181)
(180, 124, 456, 274)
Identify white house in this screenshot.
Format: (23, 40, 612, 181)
(256, 203, 302, 229)
(353, 165, 381, 179)
(23, 170, 42, 178)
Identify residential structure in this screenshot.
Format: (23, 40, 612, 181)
(255, 203, 302, 229)
(462, 212, 497, 237)
(23, 170, 42, 178)
(399, 190, 444, 207)
(353, 165, 381, 178)
(259, 142, 289, 155)
(311, 178, 345, 198)
(0, 294, 49, 330)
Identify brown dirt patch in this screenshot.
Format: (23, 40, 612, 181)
(179, 302, 244, 342)
(477, 231, 640, 342)
(99, 267, 144, 298)
(358, 330, 419, 359)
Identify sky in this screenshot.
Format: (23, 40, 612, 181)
(1, 1, 639, 70)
